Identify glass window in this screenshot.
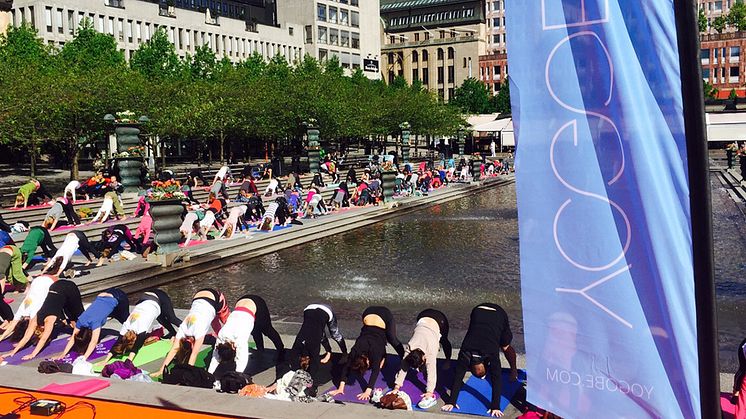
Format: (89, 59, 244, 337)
(412, 68, 419, 81)
(422, 68, 429, 85)
(318, 26, 327, 44)
(493, 18, 500, 27)
(438, 67, 444, 83)
(352, 53, 360, 68)
(45, 7, 52, 32)
(412, 50, 418, 62)
(731, 66, 740, 77)
(340, 9, 349, 25)
(330, 28, 339, 45)
(422, 50, 428, 61)
(732, 46, 741, 58)
(341, 31, 350, 46)
(351, 32, 359, 49)
(414, 32, 420, 41)
(305, 25, 312, 43)
(56, 9, 63, 33)
(448, 65, 454, 83)
(317, 4, 326, 21)
(329, 7, 337, 24)
(702, 68, 710, 78)
(351, 11, 359, 27)
(319, 48, 328, 61)
(437, 48, 444, 60)
(701, 49, 710, 60)
(108, 17, 114, 35)
(351, 0, 358, 6)
(448, 47, 454, 59)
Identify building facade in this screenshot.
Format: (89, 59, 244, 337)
(478, 51, 507, 94)
(10, 0, 303, 63)
(484, 0, 504, 54)
(379, 0, 487, 102)
(699, 0, 746, 96)
(276, 0, 381, 78)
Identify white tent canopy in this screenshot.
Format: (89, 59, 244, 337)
(473, 118, 511, 133)
(706, 112, 746, 142)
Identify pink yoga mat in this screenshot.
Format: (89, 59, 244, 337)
(6, 203, 52, 211)
(179, 240, 206, 248)
(40, 379, 110, 397)
(722, 392, 736, 419)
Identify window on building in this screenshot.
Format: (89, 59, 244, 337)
(437, 48, 444, 60)
(480, 66, 485, 79)
(330, 28, 339, 45)
(448, 65, 454, 83)
(97, 15, 104, 32)
(438, 88, 444, 100)
(412, 50, 419, 62)
(425, 31, 430, 40)
(340, 0, 348, 4)
(494, 66, 500, 76)
(340, 9, 349, 25)
(341, 31, 350, 46)
(108, 17, 114, 35)
(413, 68, 419, 81)
(317, 4, 326, 21)
(493, 1, 500, 10)
(318, 26, 327, 44)
(351, 11, 359, 27)
(448, 87, 454, 99)
(439, 30, 445, 39)
(701, 49, 710, 60)
(388, 70, 395, 84)
(56, 9, 63, 34)
(44, 7, 52, 32)
(494, 83, 500, 92)
(414, 32, 420, 42)
(329, 7, 337, 24)
(118, 19, 124, 41)
(67, 11, 74, 35)
(422, 68, 429, 85)
(352, 53, 361, 69)
(305, 25, 312, 43)
(319, 48, 328, 61)
(438, 66, 444, 84)
(732, 46, 741, 58)
(703, 68, 710, 79)
(389, 35, 395, 44)
(422, 50, 428, 61)
(127, 20, 133, 42)
(136, 21, 142, 41)
(492, 34, 499, 44)
(731, 66, 740, 77)
(448, 47, 454, 59)
(715, 0, 723, 11)
(351, 0, 358, 6)
(351, 32, 359, 49)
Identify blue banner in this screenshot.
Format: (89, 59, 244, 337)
(506, 1, 700, 417)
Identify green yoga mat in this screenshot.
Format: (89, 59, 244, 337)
(93, 339, 173, 373)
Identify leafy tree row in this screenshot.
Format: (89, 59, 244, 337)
(0, 21, 468, 179)
(699, 0, 746, 33)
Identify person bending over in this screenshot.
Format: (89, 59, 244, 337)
(153, 288, 229, 377)
(208, 294, 285, 375)
(180, 212, 200, 246)
(441, 303, 517, 418)
(329, 306, 405, 401)
(0, 274, 57, 343)
(393, 309, 453, 409)
(41, 232, 99, 276)
(102, 289, 181, 364)
(20, 226, 56, 269)
(56, 288, 129, 361)
(2, 279, 83, 361)
(218, 205, 248, 239)
(289, 303, 348, 393)
(0, 245, 31, 292)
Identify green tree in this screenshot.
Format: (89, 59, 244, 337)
(728, 0, 746, 31)
(713, 15, 727, 33)
(703, 80, 719, 100)
(450, 78, 491, 114)
(699, 8, 708, 32)
(491, 81, 512, 114)
(130, 28, 180, 79)
(729, 88, 738, 100)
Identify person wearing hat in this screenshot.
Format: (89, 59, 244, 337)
(442, 303, 517, 418)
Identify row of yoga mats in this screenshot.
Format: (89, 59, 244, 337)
(2, 333, 524, 416)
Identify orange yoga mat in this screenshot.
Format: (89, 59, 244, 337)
(0, 386, 240, 419)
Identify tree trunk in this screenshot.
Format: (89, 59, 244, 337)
(30, 151, 36, 178)
(219, 129, 225, 164)
(71, 146, 80, 181)
(161, 139, 166, 171)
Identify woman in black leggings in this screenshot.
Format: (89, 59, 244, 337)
(2, 280, 83, 361)
(242, 294, 284, 356)
(102, 289, 182, 363)
(330, 306, 405, 401)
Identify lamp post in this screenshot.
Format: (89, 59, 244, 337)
(399, 122, 411, 166)
(305, 119, 320, 175)
(104, 111, 149, 194)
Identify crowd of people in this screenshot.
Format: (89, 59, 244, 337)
(0, 273, 519, 416)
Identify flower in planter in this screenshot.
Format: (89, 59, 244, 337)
(381, 161, 395, 172)
(148, 179, 186, 201)
(115, 110, 137, 124)
(112, 145, 145, 159)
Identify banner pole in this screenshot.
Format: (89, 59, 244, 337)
(673, 1, 721, 417)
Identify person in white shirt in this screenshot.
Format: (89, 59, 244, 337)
(63, 180, 81, 203)
(100, 289, 181, 364)
(212, 166, 231, 186)
(153, 288, 229, 377)
(89, 194, 114, 224)
(218, 205, 248, 239)
(198, 209, 218, 241)
(0, 274, 56, 343)
(180, 212, 200, 246)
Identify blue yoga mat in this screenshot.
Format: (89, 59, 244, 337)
(253, 224, 293, 233)
(449, 369, 527, 417)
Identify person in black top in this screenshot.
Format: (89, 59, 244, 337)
(2, 280, 84, 361)
(329, 306, 405, 401)
(188, 169, 208, 187)
(289, 304, 348, 392)
(442, 303, 518, 418)
(98, 224, 140, 265)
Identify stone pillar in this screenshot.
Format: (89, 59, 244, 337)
(401, 128, 410, 165)
(381, 170, 398, 203)
(457, 130, 465, 157)
(114, 124, 144, 193)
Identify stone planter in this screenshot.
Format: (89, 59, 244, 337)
(115, 123, 142, 151)
(148, 199, 184, 254)
(114, 157, 144, 193)
(381, 170, 398, 203)
(471, 159, 482, 181)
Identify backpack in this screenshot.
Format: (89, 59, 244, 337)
(218, 371, 253, 394)
(162, 364, 215, 389)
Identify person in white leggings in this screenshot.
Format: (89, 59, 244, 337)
(218, 205, 248, 239)
(89, 195, 114, 224)
(63, 181, 81, 203)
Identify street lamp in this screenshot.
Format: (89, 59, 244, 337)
(399, 122, 411, 166)
(304, 119, 320, 174)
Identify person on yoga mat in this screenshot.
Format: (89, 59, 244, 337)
(41, 231, 100, 276)
(20, 226, 57, 268)
(103, 289, 182, 363)
(0, 245, 31, 292)
(1, 279, 84, 361)
(441, 303, 517, 418)
(329, 306, 405, 401)
(0, 298, 11, 330)
(55, 288, 130, 361)
(288, 303, 348, 393)
(393, 308, 453, 409)
(0, 274, 57, 343)
(96, 225, 140, 266)
(208, 295, 285, 375)
(153, 288, 230, 377)
(217, 205, 248, 239)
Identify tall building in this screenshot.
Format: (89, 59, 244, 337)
(9, 0, 303, 63)
(379, 0, 487, 102)
(484, 0, 504, 54)
(699, 0, 746, 96)
(276, 0, 381, 78)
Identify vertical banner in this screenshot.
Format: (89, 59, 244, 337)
(506, 1, 704, 417)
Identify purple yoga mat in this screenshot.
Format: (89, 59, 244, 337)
(58, 336, 117, 363)
(4, 335, 71, 365)
(0, 339, 17, 353)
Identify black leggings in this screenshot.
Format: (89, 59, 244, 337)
(0, 297, 12, 321)
(103, 288, 130, 324)
(73, 231, 100, 261)
(189, 170, 208, 186)
(195, 288, 226, 313)
(363, 306, 405, 357)
(239, 294, 284, 353)
(61, 200, 81, 225)
(141, 289, 181, 337)
(0, 216, 11, 233)
(417, 308, 453, 360)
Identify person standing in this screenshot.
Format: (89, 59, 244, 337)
(442, 303, 517, 418)
(734, 338, 746, 419)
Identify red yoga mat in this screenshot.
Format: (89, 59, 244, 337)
(39, 379, 111, 397)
